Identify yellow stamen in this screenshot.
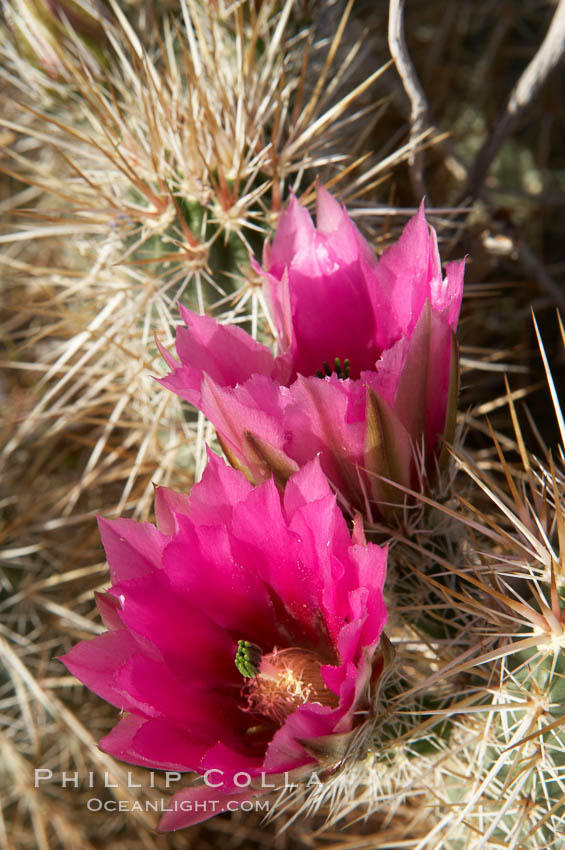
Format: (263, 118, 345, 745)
(245, 647, 338, 724)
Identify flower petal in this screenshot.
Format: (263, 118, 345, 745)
(110, 571, 238, 686)
(370, 201, 451, 345)
(154, 486, 191, 535)
(283, 459, 351, 560)
(268, 192, 316, 275)
(162, 521, 282, 643)
(284, 251, 379, 380)
(97, 516, 166, 583)
(262, 702, 339, 774)
(200, 374, 289, 484)
(159, 785, 268, 832)
(230, 479, 326, 645)
(58, 630, 141, 711)
(284, 375, 366, 511)
(100, 715, 209, 771)
(186, 448, 253, 526)
(113, 654, 243, 734)
(388, 301, 452, 451)
(363, 388, 414, 514)
(158, 307, 276, 406)
(316, 185, 377, 269)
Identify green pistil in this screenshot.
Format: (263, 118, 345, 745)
(235, 640, 262, 678)
(316, 357, 350, 380)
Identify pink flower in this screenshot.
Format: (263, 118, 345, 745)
(159, 189, 464, 521)
(59, 455, 388, 830)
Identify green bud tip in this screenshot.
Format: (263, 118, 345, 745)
(235, 640, 262, 678)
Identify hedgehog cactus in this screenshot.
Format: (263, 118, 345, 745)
(357, 329, 565, 849)
(159, 189, 463, 525)
(1, 1, 564, 849)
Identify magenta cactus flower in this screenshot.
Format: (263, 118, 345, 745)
(159, 188, 465, 522)
(59, 454, 389, 830)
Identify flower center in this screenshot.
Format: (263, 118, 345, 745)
(235, 640, 262, 678)
(238, 646, 338, 724)
(316, 357, 350, 380)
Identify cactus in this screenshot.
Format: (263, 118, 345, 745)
(1, 1, 564, 849)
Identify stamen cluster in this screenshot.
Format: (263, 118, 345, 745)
(245, 648, 339, 724)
